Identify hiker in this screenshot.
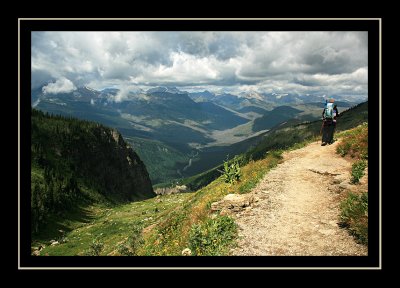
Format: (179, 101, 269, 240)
(332, 103, 339, 126)
(321, 99, 339, 146)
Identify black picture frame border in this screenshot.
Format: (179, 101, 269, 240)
(19, 18, 381, 270)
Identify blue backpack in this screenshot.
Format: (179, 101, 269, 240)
(324, 102, 334, 119)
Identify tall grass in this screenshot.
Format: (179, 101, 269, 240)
(339, 192, 368, 244)
(117, 222, 144, 256)
(85, 237, 104, 256)
(336, 122, 368, 245)
(142, 151, 283, 255)
(336, 122, 368, 160)
(351, 160, 367, 184)
(188, 216, 237, 256)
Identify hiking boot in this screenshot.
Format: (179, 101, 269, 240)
(321, 142, 327, 146)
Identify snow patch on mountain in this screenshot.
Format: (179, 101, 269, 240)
(147, 86, 187, 94)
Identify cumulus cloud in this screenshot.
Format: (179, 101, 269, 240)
(113, 85, 136, 103)
(42, 77, 77, 94)
(32, 31, 368, 99)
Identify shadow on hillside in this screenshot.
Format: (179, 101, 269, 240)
(31, 205, 98, 243)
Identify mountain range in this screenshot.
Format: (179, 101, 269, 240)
(32, 85, 363, 184)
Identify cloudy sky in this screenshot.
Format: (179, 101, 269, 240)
(32, 31, 368, 99)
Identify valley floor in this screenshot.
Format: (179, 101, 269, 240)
(230, 140, 368, 256)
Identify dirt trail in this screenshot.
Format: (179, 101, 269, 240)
(231, 140, 367, 256)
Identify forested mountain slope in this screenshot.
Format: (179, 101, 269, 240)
(31, 109, 155, 233)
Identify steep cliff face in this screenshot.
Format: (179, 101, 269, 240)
(107, 129, 155, 200)
(31, 109, 155, 205)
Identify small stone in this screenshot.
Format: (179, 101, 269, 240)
(51, 241, 59, 246)
(220, 208, 230, 216)
(338, 182, 352, 190)
(182, 248, 192, 256)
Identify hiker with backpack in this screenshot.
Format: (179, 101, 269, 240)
(321, 98, 339, 146)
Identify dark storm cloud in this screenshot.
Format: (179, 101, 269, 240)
(31, 31, 368, 98)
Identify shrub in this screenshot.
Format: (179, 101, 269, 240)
(267, 149, 283, 160)
(86, 237, 104, 256)
(219, 156, 241, 184)
(117, 242, 131, 256)
(351, 160, 367, 184)
(238, 178, 258, 194)
(188, 216, 237, 256)
(336, 123, 369, 245)
(117, 222, 144, 256)
(339, 192, 368, 244)
(336, 123, 368, 160)
(337, 142, 351, 157)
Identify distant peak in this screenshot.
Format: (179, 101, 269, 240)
(147, 86, 186, 94)
(101, 87, 120, 92)
(83, 86, 98, 92)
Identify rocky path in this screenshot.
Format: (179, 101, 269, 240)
(230, 140, 367, 256)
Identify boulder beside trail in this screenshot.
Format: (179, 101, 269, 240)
(211, 194, 256, 216)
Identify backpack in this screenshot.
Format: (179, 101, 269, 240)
(324, 102, 334, 119)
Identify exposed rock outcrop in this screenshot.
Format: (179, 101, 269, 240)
(155, 185, 188, 195)
(211, 193, 258, 216)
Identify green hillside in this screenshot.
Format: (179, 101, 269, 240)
(32, 101, 368, 256)
(31, 109, 155, 237)
(176, 101, 369, 190)
(124, 136, 190, 184)
(252, 105, 303, 132)
(246, 101, 368, 160)
(35, 149, 283, 256)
